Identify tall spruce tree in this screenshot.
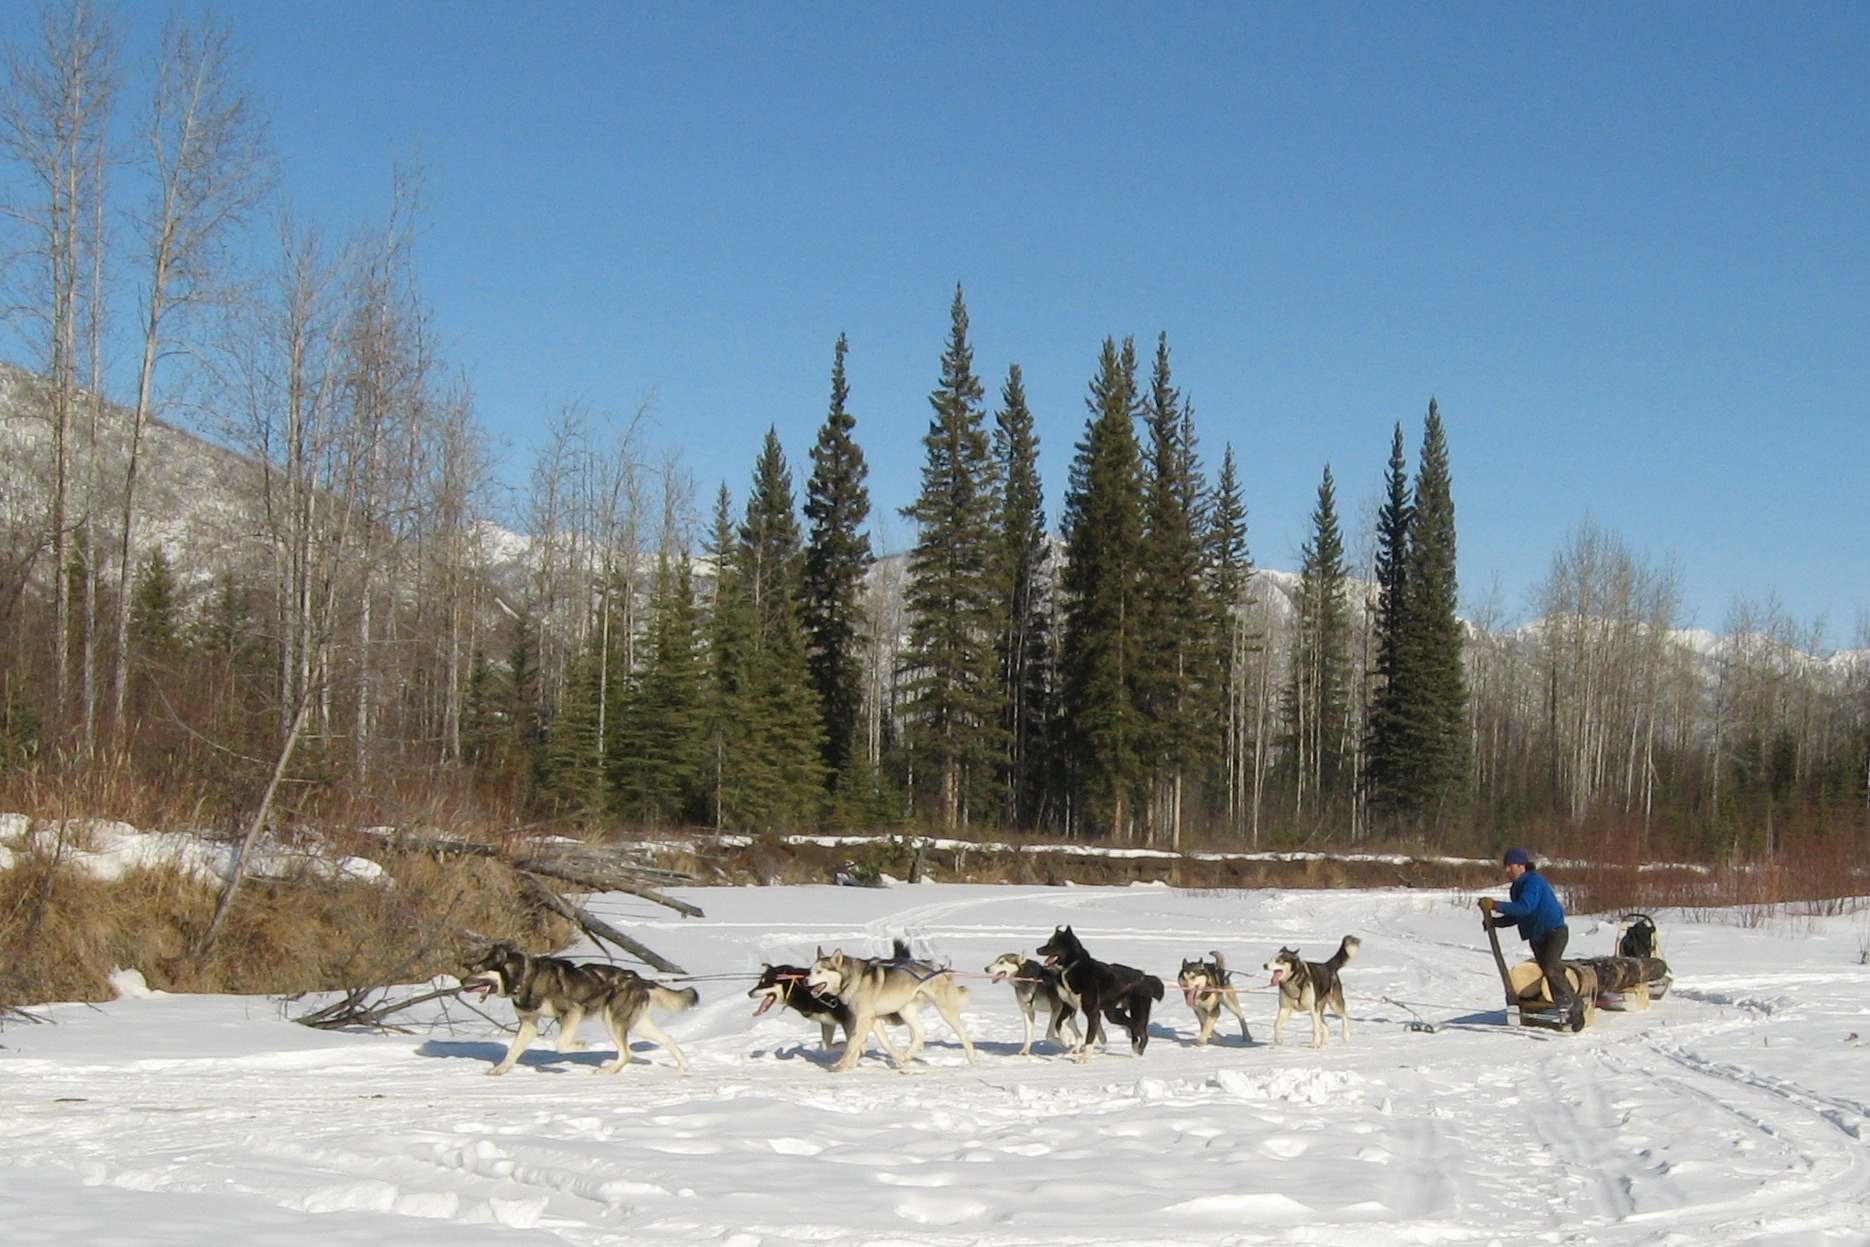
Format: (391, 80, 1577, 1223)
(992, 362, 1053, 830)
(801, 334, 874, 788)
(740, 428, 804, 644)
(1364, 423, 1415, 819)
(1400, 399, 1470, 826)
(1206, 444, 1255, 836)
(1285, 465, 1352, 825)
(709, 462, 828, 831)
(901, 285, 1003, 830)
(1059, 337, 1146, 840)
(703, 486, 765, 828)
(1135, 334, 1209, 848)
(540, 643, 604, 812)
(612, 552, 709, 825)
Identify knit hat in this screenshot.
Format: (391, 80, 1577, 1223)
(1502, 847, 1532, 867)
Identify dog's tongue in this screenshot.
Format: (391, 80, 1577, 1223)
(1268, 970, 1286, 988)
(751, 995, 773, 1017)
(464, 982, 492, 1001)
(1183, 988, 1199, 1008)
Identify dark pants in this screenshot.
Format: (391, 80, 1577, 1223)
(1531, 926, 1576, 1012)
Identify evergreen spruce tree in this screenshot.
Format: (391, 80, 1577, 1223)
(612, 552, 709, 825)
(1205, 444, 1255, 835)
(702, 486, 767, 828)
(993, 362, 1053, 830)
(1135, 334, 1209, 848)
(502, 606, 545, 799)
(129, 548, 183, 666)
(741, 428, 805, 644)
(801, 334, 874, 789)
(1364, 423, 1415, 820)
(460, 647, 498, 770)
(1400, 399, 1471, 826)
(540, 644, 604, 812)
(707, 470, 827, 831)
(0, 677, 41, 773)
(1285, 465, 1352, 826)
(901, 285, 1003, 830)
(1059, 337, 1147, 840)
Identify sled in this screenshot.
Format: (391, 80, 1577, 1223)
(1485, 919, 1595, 1030)
(1575, 955, 1672, 1011)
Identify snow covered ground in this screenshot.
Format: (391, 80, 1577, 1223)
(3, 882, 1868, 1246)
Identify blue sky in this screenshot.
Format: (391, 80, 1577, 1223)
(7, 3, 1867, 640)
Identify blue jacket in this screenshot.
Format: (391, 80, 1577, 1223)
(1493, 869, 1566, 944)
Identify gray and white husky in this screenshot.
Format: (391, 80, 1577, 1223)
(807, 944, 978, 1071)
(984, 952, 1081, 1055)
(462, 942, 698, 1075)
(1177, 951, 1252, 1046)
(1263, 936, 1360, 1048)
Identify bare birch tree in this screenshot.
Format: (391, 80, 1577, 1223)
(108, 14, 270, 742)
(0, 0, 117, 744)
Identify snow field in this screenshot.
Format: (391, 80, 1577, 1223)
(3, 883, 1868, 1246)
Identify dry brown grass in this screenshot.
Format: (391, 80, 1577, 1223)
(0, 840, 568, 1009)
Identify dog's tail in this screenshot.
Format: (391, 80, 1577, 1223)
(650, 984, 701, 1014)
(1327, 935, 1361, 972)
(1210, 950, 1227, 975)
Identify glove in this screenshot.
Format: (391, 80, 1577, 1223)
(1478, 897, 1495, 913)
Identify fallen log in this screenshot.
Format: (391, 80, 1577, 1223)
(518, 873, 687, 975)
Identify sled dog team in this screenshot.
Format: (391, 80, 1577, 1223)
(462, 925, 1360, 1076)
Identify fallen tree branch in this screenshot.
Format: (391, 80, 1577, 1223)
(518, 873, 687, 974)
(296, 983, 468, 1031)
(516, 857, 704, 918)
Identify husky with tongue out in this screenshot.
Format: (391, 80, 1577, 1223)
(1262, 936, 1360, 1049)
(1177, 951, 1252, 1046)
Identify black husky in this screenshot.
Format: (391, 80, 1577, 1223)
(1036, 925, 1165, 1060)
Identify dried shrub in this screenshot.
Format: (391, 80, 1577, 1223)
(0, 841, 568, 1009)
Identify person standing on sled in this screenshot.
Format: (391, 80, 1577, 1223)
(1481, 848, 1584, 1031)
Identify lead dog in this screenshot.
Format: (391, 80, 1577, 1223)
(1035, 925, 1165, 1060)
(748, 940, 911, 1051)
(1177, 951, 1251, 1046)
(1263, 936, 1360, 1048)
(462, 942, 698, 1075)
(984, 952, 1081, 1055)
(807, 943, 978, 1071)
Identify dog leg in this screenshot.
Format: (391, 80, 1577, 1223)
(1271, 1000, 1290, 1046)
(935, 1001, 978, 1065)
(1075, 989, 1102, 1063)
(556, 1005, 588, 1053)
(490, 1015, 540, 1075)
(1309, 1006, 1327, 1049)
(596, 1019, 634, 1074)
(1225, 994, 1252, 1043)
(832, 1012, 872, 1070)
(1017, 996, 1037, 1055)
(820, 1020, 839, 1051)
(626, 1016, 689, 1074)
(886, 1007, 923, 1067)
(1333, 991, 1351, 1044)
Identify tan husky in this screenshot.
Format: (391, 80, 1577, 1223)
(806, 944, 978, 1071)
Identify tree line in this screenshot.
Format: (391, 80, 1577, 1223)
(1, 2, 1865, 863)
